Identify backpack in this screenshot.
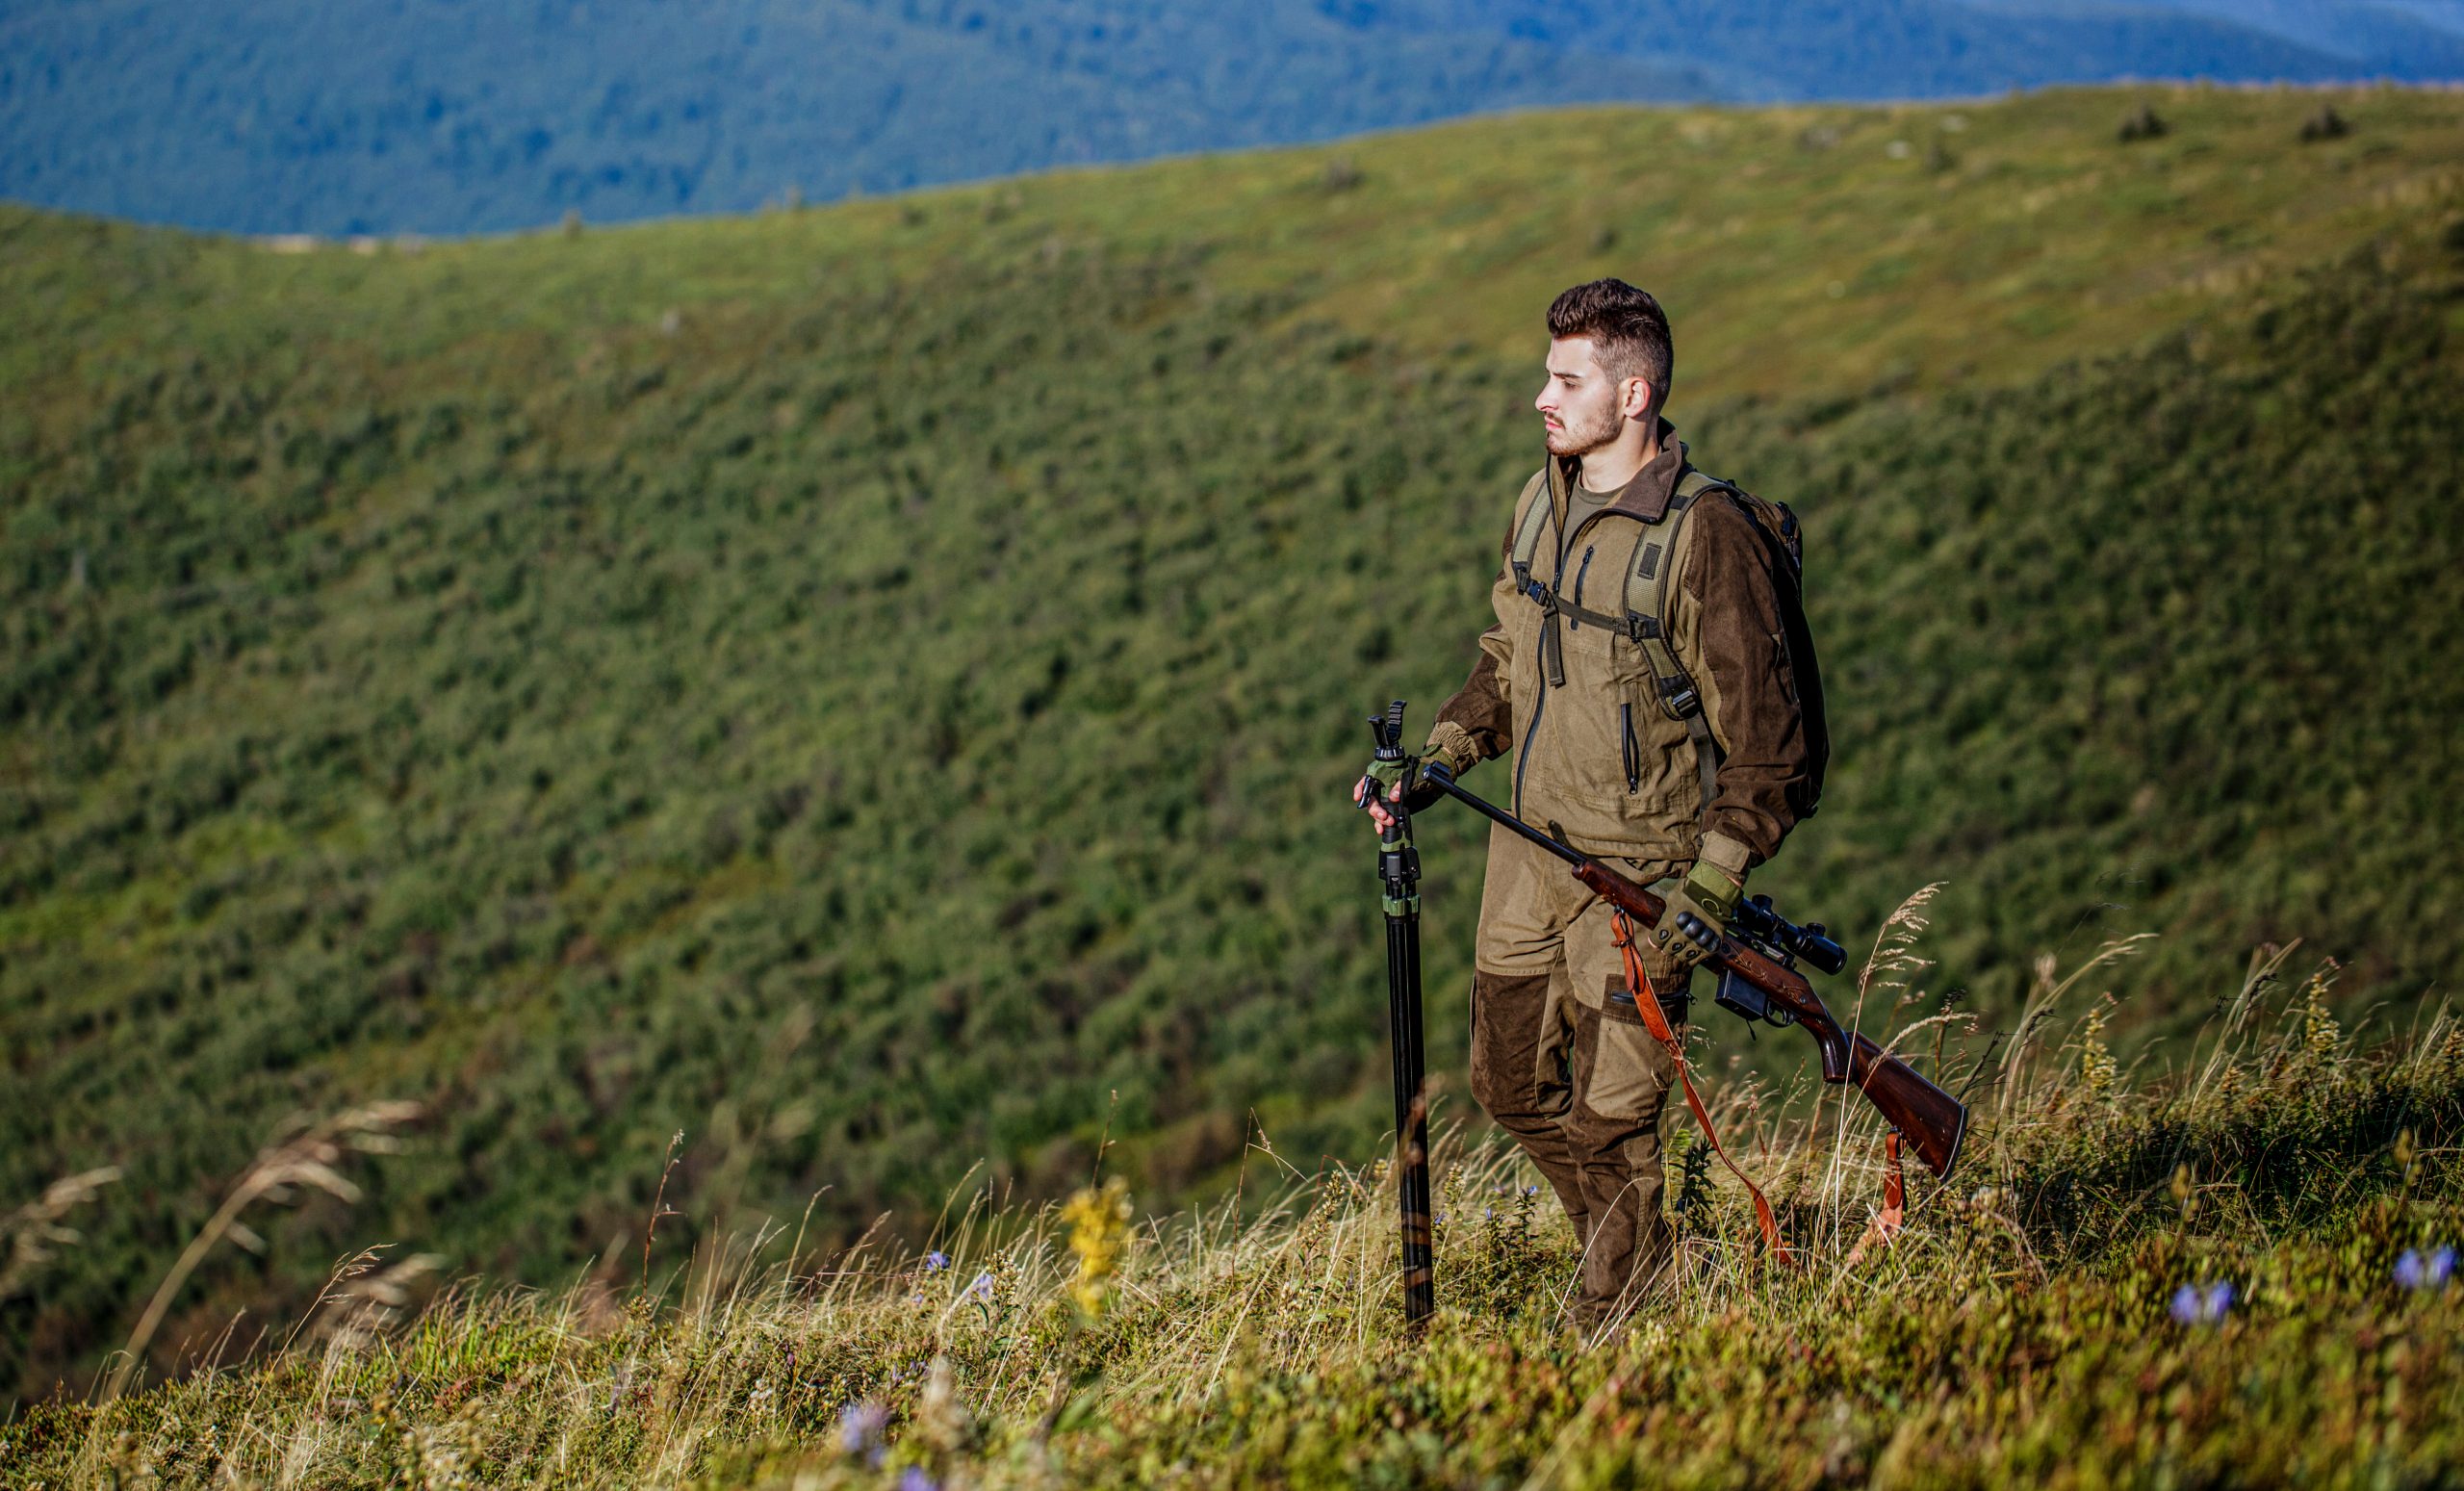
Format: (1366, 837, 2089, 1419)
(1507, 467, 1829, 821)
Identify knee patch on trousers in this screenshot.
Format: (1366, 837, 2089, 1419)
(1581, 984, 1681, 1122)
(1468, 968, 1557, 1116)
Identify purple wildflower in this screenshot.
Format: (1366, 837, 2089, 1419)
(2169, 1280, 2233, 1324)
(839, 1401, 888, 1464)
(924, 1250, 950, 1272)
(899, 1469, 938, 1491)
(970, 1271, 996, 1301)
(2396, 1247, 2456, 1290)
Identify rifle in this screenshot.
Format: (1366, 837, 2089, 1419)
(1416, 758, 1967, 1182)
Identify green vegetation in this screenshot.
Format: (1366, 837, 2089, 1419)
(4, 948, 2460, 1486)
(3, 86, 2462, 1406)
(13, 86, 2463, 399)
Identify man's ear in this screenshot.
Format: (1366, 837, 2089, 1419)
(1624, 377, 1656, 419)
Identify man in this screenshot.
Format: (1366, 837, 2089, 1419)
(1357, 278, 1814, 1326)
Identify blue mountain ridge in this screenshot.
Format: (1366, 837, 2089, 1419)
(1, 1, 2457, 253)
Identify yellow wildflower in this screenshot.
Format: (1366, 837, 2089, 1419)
(1061, 1177, 1133, 1318)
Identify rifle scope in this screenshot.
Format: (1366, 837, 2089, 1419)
(1712, 894, 1847, 1030)
(1729, 895, 1847, 976)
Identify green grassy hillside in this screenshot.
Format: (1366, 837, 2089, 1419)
(4, 85, 2462, 1403)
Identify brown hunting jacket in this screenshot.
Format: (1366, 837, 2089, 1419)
(1425, 420, 1813, 883)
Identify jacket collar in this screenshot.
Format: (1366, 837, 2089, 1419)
(1550, 417, 1687, 525)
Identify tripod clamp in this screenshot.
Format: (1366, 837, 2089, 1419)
(1363, 701, 1422, 917)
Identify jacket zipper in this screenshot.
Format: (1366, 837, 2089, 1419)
(1516, 508, 1572, 820)
(1621, 702, 1640, 793)
(1515, 628, 1550, 821)
(1568, 545, 1596, 628)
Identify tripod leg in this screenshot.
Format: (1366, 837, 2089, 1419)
(1387, 908, 1435, 1324)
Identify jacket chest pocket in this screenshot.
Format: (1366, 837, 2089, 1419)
(1556, 534, 1657, 689)
(1556, 633, 1662, 796)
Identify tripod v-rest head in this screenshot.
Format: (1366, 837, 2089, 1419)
(1368, 699, 1408, 760)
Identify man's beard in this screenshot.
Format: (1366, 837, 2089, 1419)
(1546, 403, 1623, 458)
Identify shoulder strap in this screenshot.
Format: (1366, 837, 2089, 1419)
(1506, 468, 1576, 686)
(1618, 470, 1731, 651)
(1621, 470, 1730, 815)
(1507, 468, 1554, 586)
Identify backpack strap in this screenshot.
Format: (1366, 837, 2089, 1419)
(1502, 467, 1564, 687)
(1622, 468, 1731, 816)
(1506, 470, 1562, 683)
(1507, 468, 1555, 586)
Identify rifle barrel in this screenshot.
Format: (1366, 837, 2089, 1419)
(1422, 766, 1584, 868)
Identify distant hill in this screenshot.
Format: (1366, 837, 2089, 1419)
(3, 0, 2461, 235)
(2105, 0, 2464, 62)
(3, 87, 2461, 1402)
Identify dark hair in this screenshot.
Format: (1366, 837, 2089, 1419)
(1547, 279, 1673, 411)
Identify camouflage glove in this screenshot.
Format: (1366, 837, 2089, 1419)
(1651, 857, 1745, 972)
(1355, 752, 1444, 815)
(1420, 721, 1479, 781)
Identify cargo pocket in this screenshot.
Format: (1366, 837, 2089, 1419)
(1586, 981, 1679, 1121)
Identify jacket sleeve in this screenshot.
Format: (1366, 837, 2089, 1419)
(1424, 492, 1533, 775)
(1427, 633, 1511, 774)
(1675, 497, 1812, 867)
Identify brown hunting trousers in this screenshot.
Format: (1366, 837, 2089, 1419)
(1466, 825, 1692, 1325)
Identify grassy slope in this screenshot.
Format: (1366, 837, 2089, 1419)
(3, 85, 2462, 1401)
(4, 973, 2461, 1487)
(11, 86, 2463, 399)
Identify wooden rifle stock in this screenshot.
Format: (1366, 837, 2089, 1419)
(1571, 861, 1967, 1179)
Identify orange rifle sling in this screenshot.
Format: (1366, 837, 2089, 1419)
(1610, 911, 1794, 1268)
(1846, 1131, 1908, 1267)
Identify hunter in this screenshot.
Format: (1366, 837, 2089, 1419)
(1358, 278, 1816, 1326)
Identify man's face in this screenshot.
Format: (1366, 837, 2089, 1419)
(1535, 336, 1647, 458)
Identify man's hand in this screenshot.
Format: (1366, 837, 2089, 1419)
(1651, 859, 1744, 970)
(1353, 755, 1417, 835)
